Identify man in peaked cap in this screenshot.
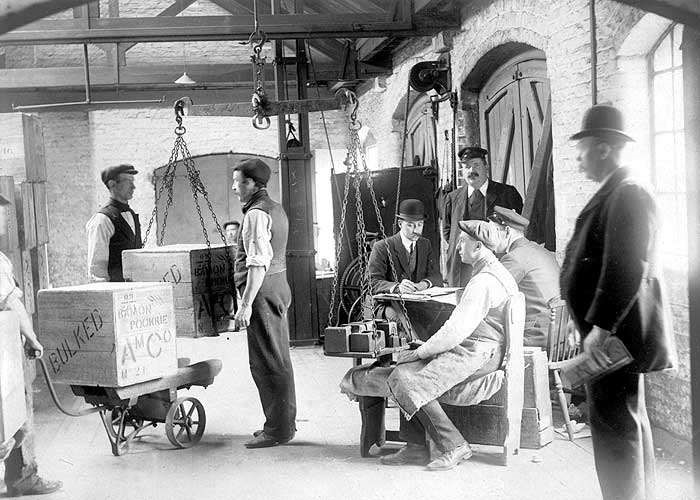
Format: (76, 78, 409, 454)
(442, 146, 523, 287)
(231, 158, 297, 449)
(0, 193, 62, 496)
(86, 164, 142, 282)
(467, 207, 560, 350)
(562, 104, 675, 499)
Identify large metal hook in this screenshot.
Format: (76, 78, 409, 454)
(173, 97, 193, 134)
(336, 88, 360, 124)
(247, 29, 267, 55)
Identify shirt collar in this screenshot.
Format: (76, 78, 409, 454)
(467, 179, 489, 197)
(399, 232, 415, 253)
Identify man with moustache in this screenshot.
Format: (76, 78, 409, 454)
(367, 199, 443, 320)
(442, 147, 522, 286)
(0, 193, 62, 496)
(86, 164, 142, 282)
(231, 158, 296, 449)
(561, 104, 676, 500)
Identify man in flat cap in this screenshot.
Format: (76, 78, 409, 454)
(86, 164, 142, 282)
(231, 158, 296, 449)
(368, 199, 442, 318)
(368, 219, 519, 471)
(0, 193, 62, 496)
(478, 207, 561, 349)
(562, 104, 676, 500)
(442, 146, 523, 287)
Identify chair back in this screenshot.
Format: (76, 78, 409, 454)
(547, 297, 580, 364)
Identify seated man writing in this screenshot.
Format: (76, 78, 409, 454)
(367, 198, 442, 321)
(344, 220, 519, 471)
(484, 207, 561, 349)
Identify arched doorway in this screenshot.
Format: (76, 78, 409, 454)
(463, 46, 555, 249)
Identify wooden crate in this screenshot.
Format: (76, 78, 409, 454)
(37, 282, 177, 387)
(0, 312, 27, 442)
(444, 348, 553, 449)
(33, 243, 50, 290)
(32, 182, 49, 245)
(20, 250, 34, 315)
(0, 113, 47, 182)
(19, 182, 36, 250)
(122, 244, 236, 338)
(0, 177, 20, 253)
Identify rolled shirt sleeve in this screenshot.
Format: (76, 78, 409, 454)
(416, 273, 506, 359)
(242, 209, 273, 270)
(86, 213, 114, 281)
(0, 252, 22, 310)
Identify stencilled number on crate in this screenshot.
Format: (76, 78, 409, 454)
(161, 264, 182, 284)
(47, 308, 104, 375)
(121, 364, 146, 381)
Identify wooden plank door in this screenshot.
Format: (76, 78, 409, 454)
(479, 51, 551, 201)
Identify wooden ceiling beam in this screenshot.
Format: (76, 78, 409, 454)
(0, 14, 458, 45)
(0, 62, 387, 90)
(0, 0, 92, 35)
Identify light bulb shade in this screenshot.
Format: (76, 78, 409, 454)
(175, 72, 196, 85)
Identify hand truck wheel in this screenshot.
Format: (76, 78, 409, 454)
(165, 396, 206, 449)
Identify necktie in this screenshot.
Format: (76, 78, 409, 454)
(469, 189, 486, 220)
(408, 242, 417, 279)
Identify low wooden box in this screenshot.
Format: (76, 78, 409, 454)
(443, 348, 553, 449)
(122, 244, 235, 338)
(0, 312, 27, 442)
(37, 282, 177, 387)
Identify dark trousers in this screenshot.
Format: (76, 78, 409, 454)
(587, 371, 655, 500)
(4, 381, 38, 491)
(245, 272, 297, 440)
(399, 400, 465, 453)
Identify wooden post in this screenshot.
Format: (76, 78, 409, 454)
(272, 0, 319, 345)
(682, 24, 700, 494)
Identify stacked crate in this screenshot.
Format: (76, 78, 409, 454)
(0, 113, 50, 315)
(37, 282, 178, 387)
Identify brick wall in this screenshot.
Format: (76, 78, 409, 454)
(353, 0, 690, 440)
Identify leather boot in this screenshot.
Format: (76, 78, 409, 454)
(359, 396, 386, 457)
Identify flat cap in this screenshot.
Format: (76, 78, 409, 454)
(458, 146, 488, 161)
(234, 158, 271, 186)
(457, 220, 502, 251)
(489, 205, 529, 232)
(101, 164, 138, 187)
(0, 192, 11, 205)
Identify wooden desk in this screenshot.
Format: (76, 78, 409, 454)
(372, 289, 460, 341)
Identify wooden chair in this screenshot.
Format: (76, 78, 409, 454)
(438, 291, 526, 465)
(546, 297, 580, 441)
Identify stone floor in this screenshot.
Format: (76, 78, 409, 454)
(8, 333, 694, 500)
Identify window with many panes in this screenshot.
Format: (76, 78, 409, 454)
(650, 23, 686, 264)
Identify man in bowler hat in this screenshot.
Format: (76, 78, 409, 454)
(86, 164, 142, 282)
(231, 158, 297, 448)
(442, 146, 522, 286)
(561, 104, 676, 499)
(368, 199, 443, 319)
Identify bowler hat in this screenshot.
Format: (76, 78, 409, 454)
(457, 220, 502, 251)
(234, 158, 271, 186)
(570, 104, 634, 142)
(458, 146, 488, 161)
(397, 199, 427, 222)
(489, 205, 529, 232)
(101, 164, 138, 187)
